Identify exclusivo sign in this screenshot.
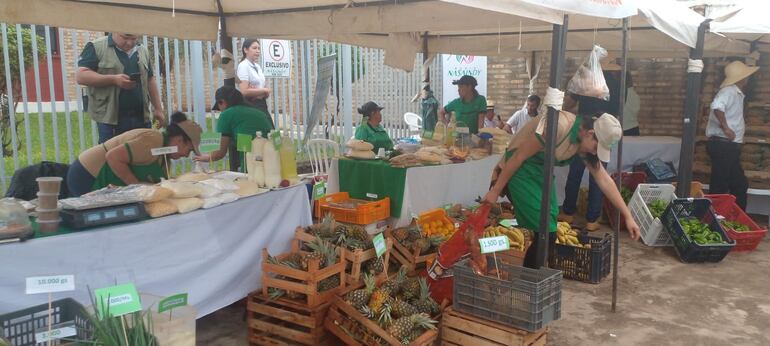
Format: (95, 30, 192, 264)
(261, 39, 292, 78)
(441, 54, 487, 106)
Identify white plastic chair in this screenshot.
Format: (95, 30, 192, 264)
(404, 112, 423, 136)
(306, 139, 341, 178)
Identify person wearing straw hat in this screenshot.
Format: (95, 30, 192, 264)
(483, 110, 640, 268)
(66, 112, 202, 197)
(482, 101, 503, 129)
(705, 60, 758, 210)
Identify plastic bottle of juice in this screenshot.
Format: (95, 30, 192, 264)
(247, 132, 268, 186)
(279, 136, 298, 181)
(446, 112, 457, 147)
(433, 122, 446, 143)
(263, 131, 282, 188)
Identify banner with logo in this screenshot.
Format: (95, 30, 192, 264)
(261, 39, 292, 78)
(441, 55, 487, 106)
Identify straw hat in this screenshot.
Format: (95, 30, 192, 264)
(594, 113, 623, 163)
(721, 61, 759, 88)
(486, 100, 495, 110)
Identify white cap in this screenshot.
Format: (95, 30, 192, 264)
(593, 113, 622, 163)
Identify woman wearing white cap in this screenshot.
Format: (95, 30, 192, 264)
(483, 110, 640, 268)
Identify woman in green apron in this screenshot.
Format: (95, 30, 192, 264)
(483, 111, 640, 268)
(67, 112, 202, 196)
(354, 101, 393, 153)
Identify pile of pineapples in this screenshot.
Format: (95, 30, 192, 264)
(391, 224, 445, 256)
(344, 269, 439, 345)
(266, 236, 342, 300)
(305, 214, 385, 276)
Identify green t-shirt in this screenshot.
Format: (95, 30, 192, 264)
(444, 94, 487, 134)
(354, 122, 393, 153)
(216, 105, 274, 140)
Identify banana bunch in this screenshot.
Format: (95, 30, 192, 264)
(556, 222, 591, 249)
(483, 226, 526, 251)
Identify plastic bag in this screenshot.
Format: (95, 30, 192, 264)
(197, 183, 222, 198)
(567, 45, 610, 101)
(199, 178, 239, 192)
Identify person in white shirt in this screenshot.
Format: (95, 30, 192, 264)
(622, 73, 641, 136)
(482, 101, 503, 129)
(504, 95, 540, 134)
(236, 39, 272, 118)
(706, 60, 758, 210)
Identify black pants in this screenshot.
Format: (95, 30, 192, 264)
(524, 232, 557, 269)
(706, 139, 748, 210)
(623, 127, 640, 136)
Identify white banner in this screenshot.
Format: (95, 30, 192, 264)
(520, 0, 638, 19)
(441, 55, 487, 106)
(260, 39, 292, 78)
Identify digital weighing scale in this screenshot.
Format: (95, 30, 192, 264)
(61, 203, 147, 229)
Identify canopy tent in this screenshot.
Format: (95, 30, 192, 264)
(709, 1, 770, 45)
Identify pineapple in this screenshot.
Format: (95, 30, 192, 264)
(318, 274, 340, 292)
(392, 227, 411, 243)
(348, 225, 369, 241)
(377, 303, 393, 327)
(386, 313, 437, 342)
(400, 277, 420, 301)
(408, 327, 425, 343)
(413, 278, 439, 316)
(390, 298, 419, 319)
(380, 268, 407, 296)
(367, 286, 394, 315)
(358, 305, 376, 320)
(364, 256, 385, 275)
(319, 213, 336, 238)
(305, 236, 337, 268)
(346, 273, 376, 309)
(414, 236, 444, 254)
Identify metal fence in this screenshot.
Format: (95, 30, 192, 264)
(0, 23, 442, 194)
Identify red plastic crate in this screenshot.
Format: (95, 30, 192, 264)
(603, 172, 647, 231)
(706, 194, 767, 252)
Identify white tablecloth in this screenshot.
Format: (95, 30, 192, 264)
(328, 155, 501, 227)
(0, 184, 312, 317)
(555, 136, 681, 204)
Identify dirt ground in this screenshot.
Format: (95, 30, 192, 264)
(196, 226, 770, 346)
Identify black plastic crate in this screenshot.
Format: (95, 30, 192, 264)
(662, 198, 735, 263)
(0, 298, 92, 346)
(453, 257, 562, 332)
(549, 233, 611, 284)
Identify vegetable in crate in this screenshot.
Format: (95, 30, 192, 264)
(482, 226, 526, 251)
(412, 278, 439, 316)
(368, 269, 406, 314)
(346, 273, 376, 309)
(386, 313, 437, 345)
(555, 222, 591, 248)
(681, 218, 726, 245)
(620, 187, 633, 204)
(721, 220, 750, 233)
(266, 236, 341, 301)
(647, 199, 667, 219)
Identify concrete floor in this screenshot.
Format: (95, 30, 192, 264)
(196, 228, 770, 346)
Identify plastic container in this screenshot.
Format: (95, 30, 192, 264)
(417, 208, 456, 235)
(706, 194, 767, 252)
(142, 294, 197, 346)
(0, 298, 92, 346)
(36, 207, 61, 222)
(661, 198, 735, 263)
(315, 192, 390, 225)
(38, 218, 61, 232)
(628, 184, 677, 247)
(36, 176, 63, 194)
(279, 136, 298, 180)
(37, 192, 59, 210)
(262, 133, 282, 188)
(247, 133, 268, 187)
(453, 257, 562, 332)
(603, 172, 647, 231)
(549, 233, 611, 284)
(0, 199, 32, 240)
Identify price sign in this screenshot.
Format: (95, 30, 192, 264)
(456, 127, 470, 134)
(199, 131, 221, 153)
(94, 283, 142, 317)
(373, 233, 387, 258)
(158, 293, 188, 313)
(35, 323, 77, 343)
(422, 130, 434, 140)
(26, 275, 75, 294)
(270, 132, 282, 150)
(151, 146, 178, 156)
(236, 133, 252, 153)
(442, 203, 453, 210)
(479, 236, 510, 254)
(312, 181, 327, 200)
(499, 219, 518, 227)
(366, 193, 378, 199)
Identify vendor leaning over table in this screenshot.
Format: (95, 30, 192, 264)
(438, 75, 487, 134)
(482, 108, 641, 268)
(354, 101, 394, 153)
(192, 86, 274, 169)
(66, 112, 202, 197)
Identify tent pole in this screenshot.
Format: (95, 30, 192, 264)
(676, 20, 710, 197)
(612, 17, 629, 314)
(217, 0, 235, 87)
(536, 15, 569, 268)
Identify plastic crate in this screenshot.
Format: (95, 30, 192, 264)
(672, 181, 705, 198)
(549, 233, 611, 284)
(417, 208, 456, 236)
(603, 172, 647, 231)
(706, 194, 767, 252)
(661, 198, 736, 263)
(0, 298, 92, 346)
(315, 192, 390, 225)
(453, 257, 561, 332)
(628, 184, 677, 247)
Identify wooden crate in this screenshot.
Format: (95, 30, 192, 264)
(247, 292, 340, 346)
(261, 239, 347, 308)
(384, 229, 438, 274)
(294, 227, 392, 285)
(440, 307, 548, 346)
(324, 296, 439, 346)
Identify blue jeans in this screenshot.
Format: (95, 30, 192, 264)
(66, 159, 96, 197)
(562, 157, 606, 222)
(97, 116, 151, 144)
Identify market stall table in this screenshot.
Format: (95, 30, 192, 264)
(555, 136, 681, 204)
(0, 184, 312, 317)
(327, 155, 501, 227)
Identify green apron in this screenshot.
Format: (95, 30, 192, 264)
(92, 142, 167, 190)
(504, 117, 582, 232)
